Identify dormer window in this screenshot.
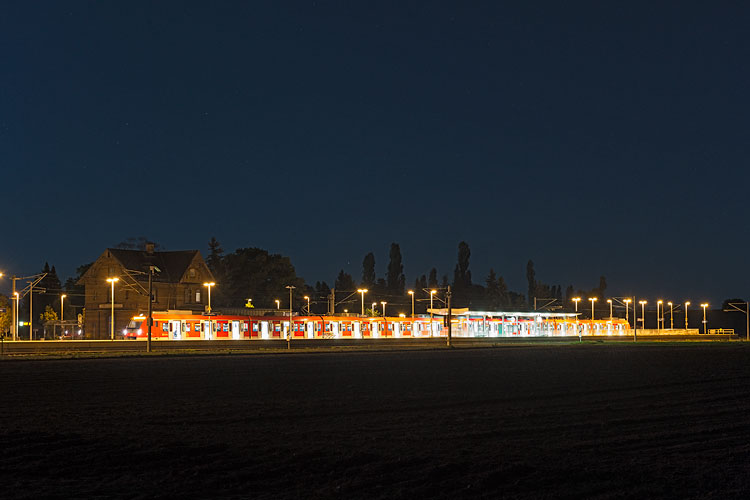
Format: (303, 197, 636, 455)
(189, 268, 196, 279)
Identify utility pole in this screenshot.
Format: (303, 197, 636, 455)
(28, 280, 33, 341)
(446, 285, 452, 348)
(11, 276, 18, 341)
(147, 266, 155, 353)
(286, 285, 295, 350)
(633, 296, 637, 342)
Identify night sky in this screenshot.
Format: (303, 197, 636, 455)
(2, 1, 749, 303)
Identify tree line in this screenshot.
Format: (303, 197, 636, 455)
(0, 238, 613, 337)
(203, 238, 609, 316)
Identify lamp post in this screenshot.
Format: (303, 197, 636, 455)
(60, 294, 66, 325)
(304, 296, 310, 314)
(203, 282, 215, 314)
(667, 302, 673, 329)
(657, 300, 662, 331)
(357, 289, 368, 316)
(106, 277, 119, 340)
(701, 303, 709, 334)
(275, 299, 280, 310)
(13, 291, 19, 341)
(589, 297, 597, 321)
(371, 302, 377, 316)
(685, 301, 690, 330)
(381, 301, 387, 317)
(430, 290, 436, 335)
(285, 285, 295, 348)
(624, 298, 631, 325)
(572, 297, 581, 341)
(408, 290, 415, 319)
(606, 299, 613, 320)
(639, 301, 647, 329)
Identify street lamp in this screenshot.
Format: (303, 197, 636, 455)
(106, 277, 119, 340)
(657, 300, 663, 331)
(430, 290, 437, 330)
(606, 299, 613, 320)
(624, 298, 632, 325)
(304, 296, 310, 314)
(285, 285, 295, 347)
(685, 301, 691, 329)
(381, 301, 387, 317)
(357, 289, 368, 316)
(408, 290, 415, 319)
(701, 303, 709, 334)
(371, 302, 377, 316)
(60, 294, 67, 323)
(203, 282, 215, 314)
(667, 302, 673, 329)
(639, 301, 647, 329)
(572, 297, 581, 341)
(12, 291, 19, 341)
(275, 299, 280, 310)
(589, 297, 597, 321)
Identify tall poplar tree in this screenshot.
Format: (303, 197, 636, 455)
(386, 243, 405, 294)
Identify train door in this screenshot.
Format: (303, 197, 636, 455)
(231, 320, 240, 340)
(393, 322, 401, 337)
(306, 322, 314, 339)
(201, 320, 211, 340)
(260, 321, 269, 340)
(332, 322, 340, 338)
(169, 320, 182, 340)
(353, 322, 361, 338)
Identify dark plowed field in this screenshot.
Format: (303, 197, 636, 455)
(1, 344, 749, 498)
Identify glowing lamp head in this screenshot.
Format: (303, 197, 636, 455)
(408, 290, 414, 295)
(685, 301, 691, 306)
(106, 277, 119, 284)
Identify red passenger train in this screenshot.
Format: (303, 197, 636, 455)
(124, 311, 631, 340)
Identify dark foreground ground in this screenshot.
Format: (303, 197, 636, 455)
(1, 344, 749, 499)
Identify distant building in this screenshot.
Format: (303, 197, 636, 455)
(77, 243, 214, 339)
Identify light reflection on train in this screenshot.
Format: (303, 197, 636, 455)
(124, 312, 631, 340)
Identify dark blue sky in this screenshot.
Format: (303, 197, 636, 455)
(1, 1, 748, 303)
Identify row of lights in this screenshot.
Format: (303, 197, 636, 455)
(571, 297, 709, 332)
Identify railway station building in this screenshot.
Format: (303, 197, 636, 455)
(77, 243, 214, 339)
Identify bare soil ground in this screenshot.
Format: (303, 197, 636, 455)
(1, 344, 749, 499)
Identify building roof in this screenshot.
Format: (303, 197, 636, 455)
(100, 248, 207, 283)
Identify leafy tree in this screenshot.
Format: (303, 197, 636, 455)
(220, 247, 305, 308)
(0, 294, 11, 335)
(114, 237, 163, 250)
(596, 276, 607, 298)
(565, 285, 574, 303)
(428, 268, 438, 288)
(362, 253, 376, 287)
(41, 304, 58, 323)
(386, 243, 405, 294)
(485, 269, 509, 310)
(453, 242, 472, 290)
(526, 260, 536, 304)
(335, 270, 355, 291)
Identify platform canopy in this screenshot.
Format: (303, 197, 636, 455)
(428, 308, 579, 319)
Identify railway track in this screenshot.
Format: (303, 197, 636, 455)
(0, 334, 737, 355)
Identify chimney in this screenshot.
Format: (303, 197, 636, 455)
(145, 242, 155, 255)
